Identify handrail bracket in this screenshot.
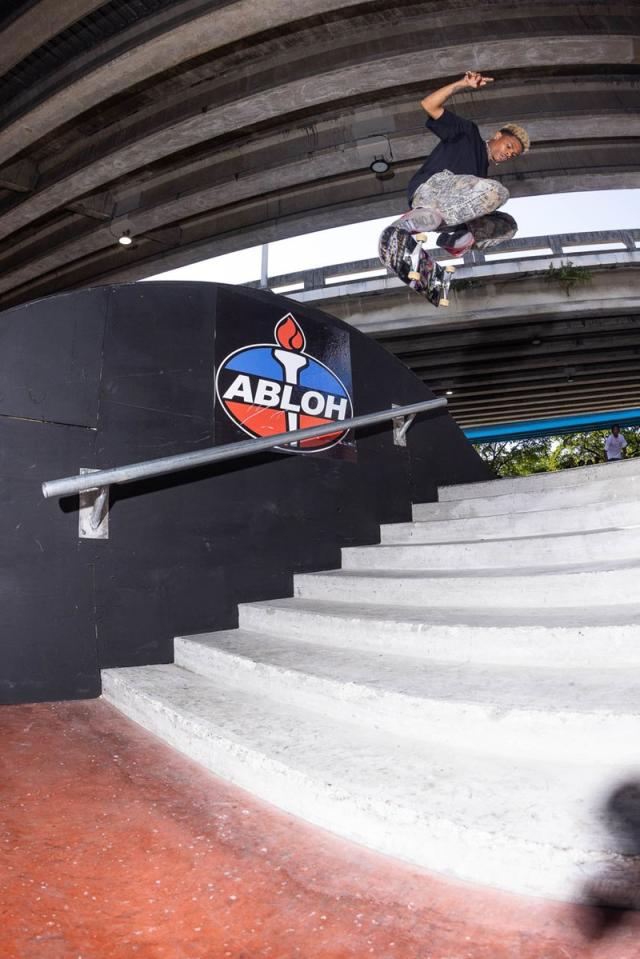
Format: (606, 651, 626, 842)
(393, 409, 417, 447)
(79, 469, 110, 540)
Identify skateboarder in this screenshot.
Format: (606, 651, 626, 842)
(394, 70, 530, 256)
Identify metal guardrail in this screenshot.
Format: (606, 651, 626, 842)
(254, 229, 640, 296)
(42, 397, 447, 507)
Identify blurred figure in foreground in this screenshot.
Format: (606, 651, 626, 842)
(576, 780, 640, 941)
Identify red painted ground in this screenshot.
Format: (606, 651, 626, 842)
(1, 700, 638, 959)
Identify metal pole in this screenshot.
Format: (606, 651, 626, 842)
(42, 397, 447, 500)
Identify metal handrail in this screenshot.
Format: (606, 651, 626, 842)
(42, 396, 447, 500)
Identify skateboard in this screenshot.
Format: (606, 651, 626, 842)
(378, 224, 455, 307)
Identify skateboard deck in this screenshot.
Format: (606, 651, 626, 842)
(378, 224, 455, 307)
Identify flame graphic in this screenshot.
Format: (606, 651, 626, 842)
(275, 314, 305, 352)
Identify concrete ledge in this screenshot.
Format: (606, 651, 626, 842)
(411, 472, 640, 521)
(238, 597, 640, 667)
(174, 628, 640, 764)
(294, 562, 640, 608)
(344, 526, 640, 569)
(386, 498, 640, 543)
(438, 457, 640, 500)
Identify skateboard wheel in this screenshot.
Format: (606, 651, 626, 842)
(439, 298, 449, 307)
(414, 233, 428, 241)
(408, 271, 420, 280)
(445, 266, 456, 273)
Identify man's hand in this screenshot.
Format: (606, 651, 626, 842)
(421, 72, 494, 118)
(462, 71, 494, 89)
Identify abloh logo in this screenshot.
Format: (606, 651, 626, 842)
(215, 313, 353, 452)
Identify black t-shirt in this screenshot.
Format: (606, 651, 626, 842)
(406, 109, 489, 203)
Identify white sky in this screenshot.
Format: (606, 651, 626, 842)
(146, 189, 640, 285)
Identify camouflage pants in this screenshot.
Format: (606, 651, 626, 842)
(394, 170, 517, 251)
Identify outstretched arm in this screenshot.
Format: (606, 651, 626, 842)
(421, 71, 494, 119)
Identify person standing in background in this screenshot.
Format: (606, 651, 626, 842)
(604, 425, 627, 461)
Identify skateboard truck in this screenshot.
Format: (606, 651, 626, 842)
(408, 233, 429, 281)
(440, 265, 456, 306)
(408, 235, 456, 306)
(378, 223, 456, 309)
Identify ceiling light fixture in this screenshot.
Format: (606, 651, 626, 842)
(369, 157, 394, 180)
(370, 157, 390, 175)
(118, 230, 133, 246)
(445, 390, 453, 396)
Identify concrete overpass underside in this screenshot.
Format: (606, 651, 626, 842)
(0, 0, 638, 425)
(0, 1, 639, 306)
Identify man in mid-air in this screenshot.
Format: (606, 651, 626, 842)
(390, 70, 530, 258)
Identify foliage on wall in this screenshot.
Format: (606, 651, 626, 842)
(544, 260, 593, 297)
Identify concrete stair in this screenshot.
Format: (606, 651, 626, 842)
(437, 455, 640, 498)
(345, 527, 640, 568)
(408, 471, 640, 520)
(102, 458, 640, 902)
(384, 499, 640, 543)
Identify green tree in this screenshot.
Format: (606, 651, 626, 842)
(474, 426, 640, 477)
(473, 437, 555, 477)
(553, 427, 640, 469)
(551, 430, 607, 469)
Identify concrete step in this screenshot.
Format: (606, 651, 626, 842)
(383, 498, 640, 544)
(344, 526, 640, 570)
(238, 597, 640, 667)
(413, 472, 640, 521)
(294, 560, 640, 608)
(101, 456, 640, 907)
(173, 628, 640, 764)
(101, 662, 630, 901)
(438, 457, 640, 501)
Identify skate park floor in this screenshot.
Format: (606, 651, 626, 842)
(2, 698, 638, 959)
